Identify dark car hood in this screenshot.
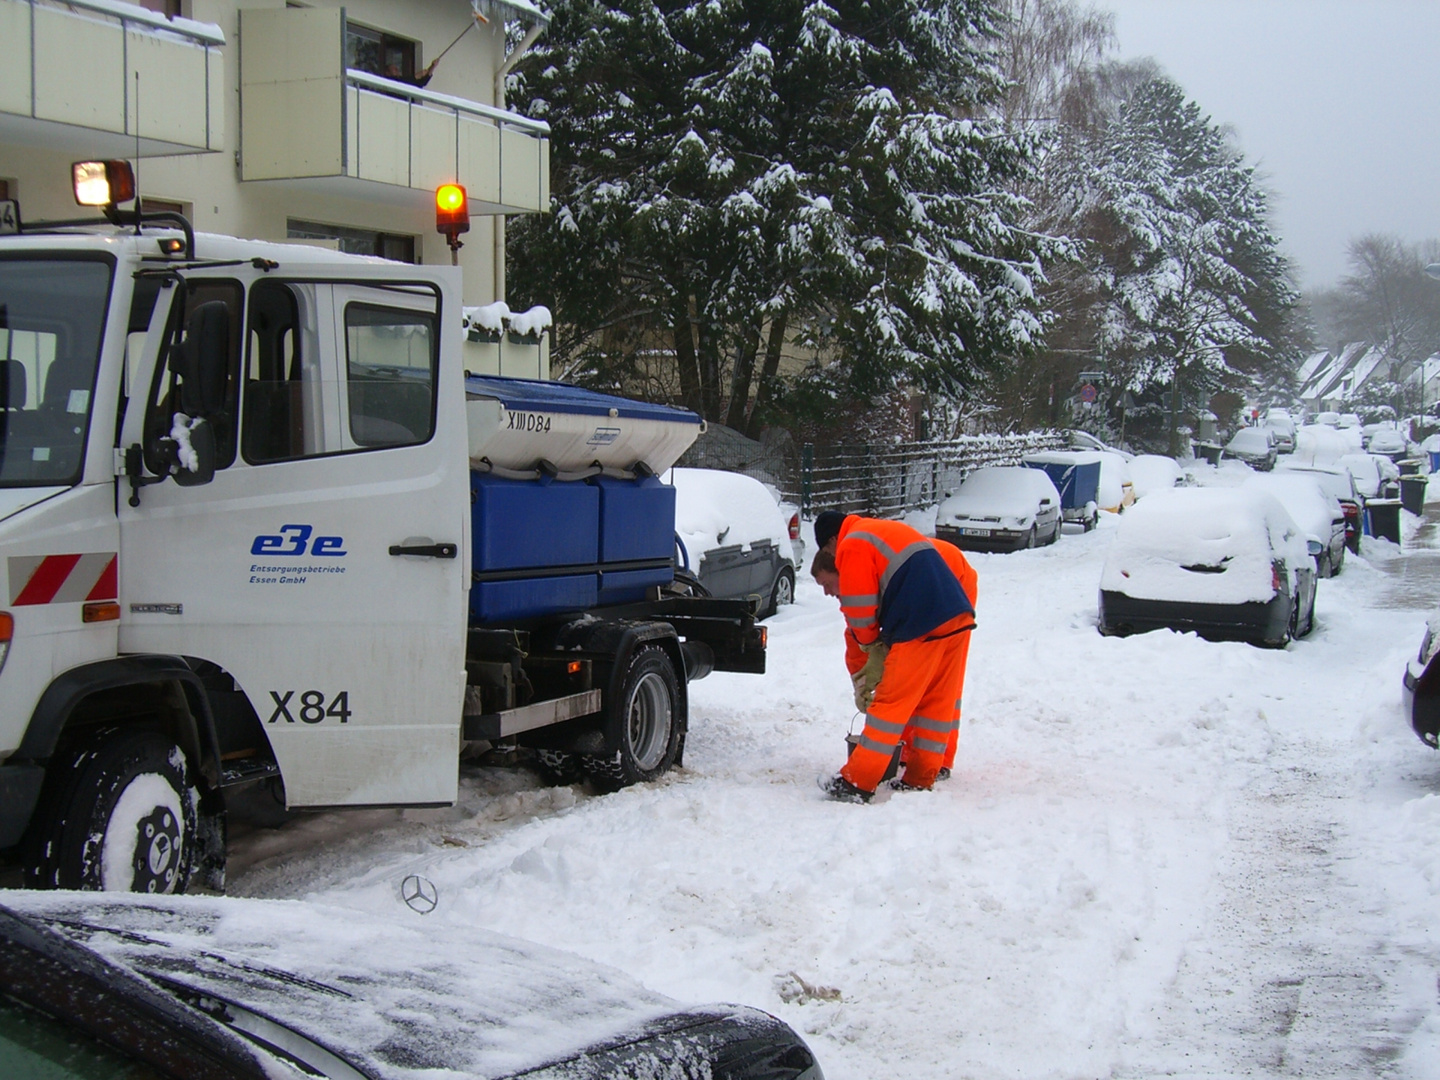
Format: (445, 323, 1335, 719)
(0, 892, 816, 1080)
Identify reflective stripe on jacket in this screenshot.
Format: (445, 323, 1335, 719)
(836, 516, 975, 656)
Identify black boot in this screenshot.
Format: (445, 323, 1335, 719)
(818, 774, 872, 804)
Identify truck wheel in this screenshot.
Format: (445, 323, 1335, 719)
(535, 749, 584, 785)
(29, 730, 198, 893)
(763, 567, 795, 618)
(584, 647, 682, 791)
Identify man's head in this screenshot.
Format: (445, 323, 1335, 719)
(810, 547, 840, 597)
(813, 510, 846, 553)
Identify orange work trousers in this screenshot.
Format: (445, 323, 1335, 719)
(841, 622, 970, 792)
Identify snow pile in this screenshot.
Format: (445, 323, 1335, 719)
(169, 413, 202, 472)
(668, 467, 789, 566)
(936, 466, 1060, 525)
(462, 303, 554, 338)
(1100, 487, 1307, 603)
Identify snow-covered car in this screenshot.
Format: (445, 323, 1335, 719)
(0, 894, 824, 1080)
(763, 482, 806, 569)
(1261, 414, 1297, 454)
(669, 467, 796, 617)
(1293, 423, 1352, 465)
(1316, 411, 1341, 427)
(1098, 487, 1317, 647)
(1338, 412, 1362, 430)
(1365, 427, 1409, 461)
(934, 465, 1062, 551)
(1128, 454, 1185, 499)
(1067, 430, 1133, 459)
(1338, 452, 1400, 500)
(1276, 461, 1365, 554)
(1244, 472, 1348, 577)
(1402, 609, 1440, 748)
(1221, 427, 1277, 471)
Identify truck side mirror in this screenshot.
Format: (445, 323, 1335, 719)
(174, 301, 229, 419)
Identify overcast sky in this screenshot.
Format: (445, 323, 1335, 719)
(1100, 0, 1440, 292)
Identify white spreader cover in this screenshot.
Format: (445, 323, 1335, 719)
(465, 375, 703, 474)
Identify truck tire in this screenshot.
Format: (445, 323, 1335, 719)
(26, 729, 198, 893)
(535, 749, 584, 785)
(584, 646, 682, 791)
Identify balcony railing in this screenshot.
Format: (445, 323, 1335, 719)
(0, 0, 225, 156)
(239, 7, 549, 214)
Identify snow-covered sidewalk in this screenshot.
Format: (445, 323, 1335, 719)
(229, 514, 1440, 1079)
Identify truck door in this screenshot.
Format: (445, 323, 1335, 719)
(117, 265, 469, 808)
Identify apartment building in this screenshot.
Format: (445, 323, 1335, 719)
(0, 0, 551, 375)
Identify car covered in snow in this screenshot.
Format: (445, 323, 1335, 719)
(1402, 609, 1440, 748)
(1364, 426, 1409, 461)
(934, 465, 1063, 551)
(1098, 487, 1317, 647)
(669, 468, 796, 617)
(1243, 472, 1348, 577)
(1262, 413, 1297, 454)
(1276, 461, 1365, 554)
(1128, 454, 1185, 499)
(0, 893, 824, 1080)
(763, 482, 806, 570)
(1338, 452, 1400, 500)
(1221, 427, 1277, 471)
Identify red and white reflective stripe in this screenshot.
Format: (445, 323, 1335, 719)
(8, 553, 118, 606)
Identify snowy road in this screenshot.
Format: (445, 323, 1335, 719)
(228, 509, 1440, 1080)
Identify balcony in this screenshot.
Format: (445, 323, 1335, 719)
(0, 0, 224, 157)
(239, 7, 549, 214)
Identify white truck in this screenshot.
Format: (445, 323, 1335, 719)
(0, 167, 764, 894)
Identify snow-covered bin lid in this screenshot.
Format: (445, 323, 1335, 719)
(1100, 487, 1308, 605)
(465, 375, 702, 477)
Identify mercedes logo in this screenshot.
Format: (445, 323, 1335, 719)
(400, 874, 439, 914)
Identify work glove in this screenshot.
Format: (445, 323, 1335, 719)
(851, 640, 889, 712)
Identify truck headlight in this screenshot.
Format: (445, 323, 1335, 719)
(0, 612, 11, 676)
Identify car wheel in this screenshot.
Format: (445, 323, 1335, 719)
(584, 646, 683, 792)
(1024, 526, 1037, 549)
(764, 567, 795, 618)
(1048, 519, 1062, 545)
(26, 729, 198, 893)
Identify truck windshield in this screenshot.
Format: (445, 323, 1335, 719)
(0, 257, 113, 486)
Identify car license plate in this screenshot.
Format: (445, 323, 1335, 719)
(961, 528, 990, 537)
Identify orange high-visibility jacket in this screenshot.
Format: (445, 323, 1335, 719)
(836, 515, 976, 674)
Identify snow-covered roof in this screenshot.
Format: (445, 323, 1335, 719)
(1295, 350, 1331, 388)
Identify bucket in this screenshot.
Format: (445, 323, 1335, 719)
(845, 734, 902, 782)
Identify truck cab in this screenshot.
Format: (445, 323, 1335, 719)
(0, 172, 762, 894)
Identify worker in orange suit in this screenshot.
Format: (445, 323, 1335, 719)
(809, 510, 976, 802)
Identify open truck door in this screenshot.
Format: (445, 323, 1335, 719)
(117, 262, 470, 808)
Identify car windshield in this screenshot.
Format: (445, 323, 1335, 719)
(0, 257, 113, 487)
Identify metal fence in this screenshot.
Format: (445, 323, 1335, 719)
(676, 425, 1067, 519)
(796, 432, 1067, 518)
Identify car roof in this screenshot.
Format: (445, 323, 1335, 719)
(0, 893, 720, 1080)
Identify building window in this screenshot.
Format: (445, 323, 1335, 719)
(346, 23, 420, 83)
(287, 220, 416, 263)
(136, 0, 183, 17)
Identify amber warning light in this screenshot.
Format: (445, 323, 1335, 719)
(435, 182, 470, 265)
